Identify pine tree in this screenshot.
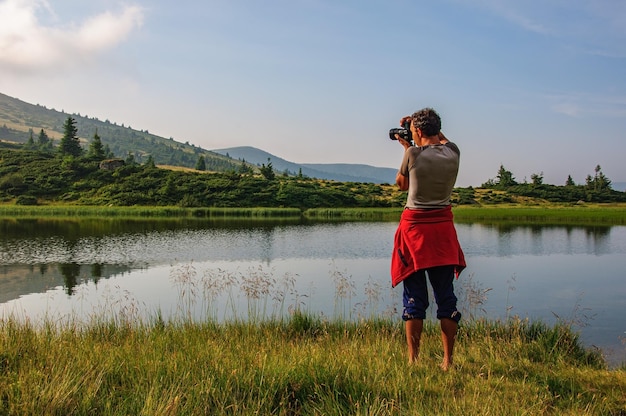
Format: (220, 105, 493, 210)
(25, 130, 35, 149)
(530, 172, 543, 186)
(103, 144, 114, 158)
(565, 175, 575, 186)
(195, 155, 206, 171)
(87, 130, 106, 160)
(495, 164, 516, 188)
(585, 165, 613, 191)
(37, 129, 51, 151)
(145, 155, 156, 169)
(259, 158, 275, 180)
(58, 117, 82, 157)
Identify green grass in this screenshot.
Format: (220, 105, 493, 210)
(3, 204, 626, 225)
(453, 204, 626, 225)
(0, 314, 624, 415)
(0, 205, 303, 219)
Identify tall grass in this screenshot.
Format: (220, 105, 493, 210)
(1, 263, 625, 415)
(0, 313, 624, 415)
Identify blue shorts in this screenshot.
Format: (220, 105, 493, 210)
(402, 265, 461, 323)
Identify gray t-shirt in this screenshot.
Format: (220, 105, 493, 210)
(399, 142, 460, 209)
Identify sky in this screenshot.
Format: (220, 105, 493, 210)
(1, 0, 625, 187)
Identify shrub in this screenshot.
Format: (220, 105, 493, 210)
(15, 195, 38, 205)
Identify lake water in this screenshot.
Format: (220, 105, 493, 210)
(0, 218, 624, 367)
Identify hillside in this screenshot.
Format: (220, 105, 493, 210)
(0, 92, 395, 183)
(0, 92, 243, 172)
(2, 92, 625, 189)
(213, 146, 396, 184)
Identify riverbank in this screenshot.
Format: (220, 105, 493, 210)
(0, 314, 624, 415)
(2, 203, 626, 225)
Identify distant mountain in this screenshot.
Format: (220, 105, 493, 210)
(213, 146, 397, 184)
(613, 182, 626, 192)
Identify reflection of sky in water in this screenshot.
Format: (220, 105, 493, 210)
(1, 223, 625, 366)
(0, 223, 396, 265)
(1, 223, 623, 266)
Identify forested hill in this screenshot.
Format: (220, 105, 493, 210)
(0, 92, 395, 183)
(0, 92, 241, 172)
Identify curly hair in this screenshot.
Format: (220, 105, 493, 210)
(411, 108, 441, 136)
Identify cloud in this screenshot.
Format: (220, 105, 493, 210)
(0, 0, 143, 73)
(546, 92, 626, 118)
(470, 0, 626, 38)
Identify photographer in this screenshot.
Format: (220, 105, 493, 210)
(390, 107, 466, 370)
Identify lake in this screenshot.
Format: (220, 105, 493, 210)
(0, 217, 624, 367)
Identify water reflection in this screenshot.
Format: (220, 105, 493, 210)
(460, 223, 616, 257)
(1, 218, 625, 366)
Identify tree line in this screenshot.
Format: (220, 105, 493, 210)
(477, 164, 623, 203)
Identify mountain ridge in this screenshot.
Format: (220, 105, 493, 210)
(212, 146, 396, 184)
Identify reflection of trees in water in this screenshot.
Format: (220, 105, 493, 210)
(59, 263, 81, 295)
(584, 226, 611, 255)
(0, 218, 303, 240)
(91, 263, 103, 284)
(57, 263, 132, 296)
(490, 223, 612, 256)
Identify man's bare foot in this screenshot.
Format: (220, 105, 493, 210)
(440, 359, 452, 371)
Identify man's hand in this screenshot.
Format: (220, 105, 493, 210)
(395, 135, 412, 150)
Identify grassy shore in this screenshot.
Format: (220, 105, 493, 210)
(2, 203, 626, 225)
(0, 313, 624, 415)
(452, 204, 626, 225)
(0, 205, 304, 219)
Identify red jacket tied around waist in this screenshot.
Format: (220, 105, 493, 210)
(391, 206, 466, 288)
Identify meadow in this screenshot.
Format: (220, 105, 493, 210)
(1, 312, 624, 415)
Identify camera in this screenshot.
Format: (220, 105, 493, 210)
(389, 121, 413, 145)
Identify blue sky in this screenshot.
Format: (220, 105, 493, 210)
(1, 0, 625, 187)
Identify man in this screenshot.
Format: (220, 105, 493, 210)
(390, 107, 466, 370)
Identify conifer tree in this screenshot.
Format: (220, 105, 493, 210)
(26, 130, 35, 149)
(195, 155, 206, 171)
(37, 129, 52, 151)
(145, 155, 156, 168)
(58, 116, 82, 157)
(87, 130, 106, 160)
(495, 164, 516, 188)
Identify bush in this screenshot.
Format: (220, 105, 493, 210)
(15, 195, 38, 205)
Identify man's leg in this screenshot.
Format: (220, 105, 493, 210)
(405, 318, 423, 363)
(402, 271, 428, 364)
(440, 317, 457, 370)
(428, 266, 461, 370)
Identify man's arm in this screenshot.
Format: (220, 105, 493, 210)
(395, 138, 411, 191)
(396, 170, 409, 191)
